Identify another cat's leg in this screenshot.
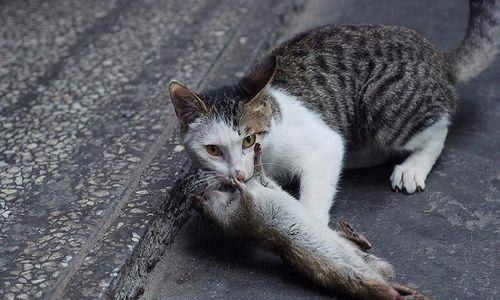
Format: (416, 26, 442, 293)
(390, 116, 449, 194)
(298, 131, 344, 225)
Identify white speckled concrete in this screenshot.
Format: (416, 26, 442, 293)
(0, 0, 303, 299)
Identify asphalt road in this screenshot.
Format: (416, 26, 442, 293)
(141, 1, 499, 299)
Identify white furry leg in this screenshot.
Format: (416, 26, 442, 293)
(299, 138, 344, 225)
(300, 172, 338, 225)
(390, 116, 449, 194)
(266, 87, 345, 225)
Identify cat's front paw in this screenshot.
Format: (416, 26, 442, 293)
(390, 163, 426, 194)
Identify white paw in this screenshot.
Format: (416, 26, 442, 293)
(390, 163, 427, 194)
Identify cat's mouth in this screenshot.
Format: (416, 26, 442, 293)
(205, 175, 252, 192)
(198, 166, 256, 191)
(210, 174, 261, 193)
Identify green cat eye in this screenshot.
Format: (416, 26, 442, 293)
(205, 145, 221, 156)
(242, 134, 256, 149)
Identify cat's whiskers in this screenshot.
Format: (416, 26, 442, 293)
(191, 176, 218, 187)
(189, 179, 215, 193)
(189, 174, 229, 193)
(256, 162, 296, 175)
(204, 180, 223, 191)
(179, 173, 200, 185)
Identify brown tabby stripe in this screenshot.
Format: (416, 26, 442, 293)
(191, 0, 495, 152)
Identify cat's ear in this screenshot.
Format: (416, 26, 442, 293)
(240, 57, 275, 132)
(240, 56, 277, 100)
(169, 81, 209, 130)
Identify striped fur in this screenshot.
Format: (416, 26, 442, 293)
(271, 24, 456, 151)
(447, 0, 499, 82)
(170, 0, 498, 215)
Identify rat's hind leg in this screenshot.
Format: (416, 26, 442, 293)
(390, 116, 449, 194)
(338, 220, 372, 251)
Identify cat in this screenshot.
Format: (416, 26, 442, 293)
(169, 0, 498, 224)
(197, 144, 429, 300)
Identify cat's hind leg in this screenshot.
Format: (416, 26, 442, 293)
(390, 116, 449, 194)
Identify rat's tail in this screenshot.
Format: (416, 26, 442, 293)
(446, 0, 499, 82)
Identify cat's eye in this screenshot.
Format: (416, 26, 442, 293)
(205, 145, 221, 156)
(242, 134, 256, 149)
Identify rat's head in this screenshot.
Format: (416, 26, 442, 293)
(169, 57, 276, 182)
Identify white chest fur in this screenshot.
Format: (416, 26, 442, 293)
(261, 87, 345, 224)
(262, 87, 345, 178)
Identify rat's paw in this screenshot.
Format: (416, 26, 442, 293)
(390, 163, 426, 194)
(391, 283, 430, 300)
(339, 219, 372, 251)
(193, 195, 206, 211)
(233, 180, 256, 207)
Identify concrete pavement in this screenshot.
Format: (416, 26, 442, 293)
(0, 1, 302, 299)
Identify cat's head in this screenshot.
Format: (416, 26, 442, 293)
(169, 56, 276, 183)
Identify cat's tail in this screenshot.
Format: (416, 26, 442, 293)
(446, 0, 499, 82)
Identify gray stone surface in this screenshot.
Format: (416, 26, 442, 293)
(141, 1, 499, 300)
(109, 1, 304, 299)
(0, 0, 303, 299)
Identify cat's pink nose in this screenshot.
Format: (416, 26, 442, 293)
(235, 172, 245, 182)
(230, 166, 246, 182)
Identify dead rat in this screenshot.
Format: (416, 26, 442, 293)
(197, 144, 429, 300)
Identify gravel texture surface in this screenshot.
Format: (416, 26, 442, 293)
(0, 0, 303, 299)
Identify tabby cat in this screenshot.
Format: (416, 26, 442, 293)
(169, 0, 498, 224)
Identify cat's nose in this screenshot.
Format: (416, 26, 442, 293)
(230, 166, 246, 182)
(235, 171, 245, 182)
